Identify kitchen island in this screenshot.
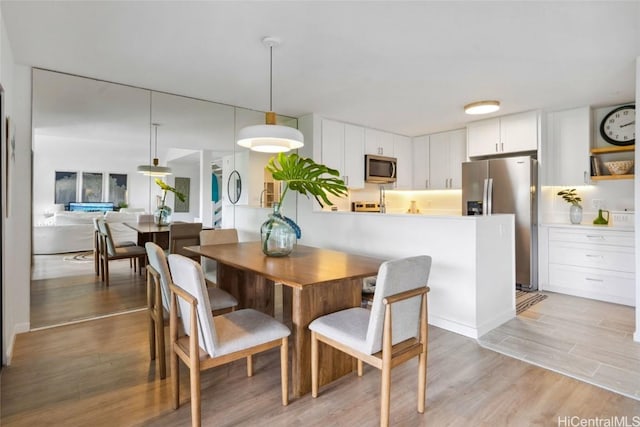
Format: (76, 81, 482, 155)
(233, 202, 516, 339)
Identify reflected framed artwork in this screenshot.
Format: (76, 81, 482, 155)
(82, 172, 103, 202)
(54, 171, 77, 206)
(108, 173, 127, 207)
(174, 177, 190, 213)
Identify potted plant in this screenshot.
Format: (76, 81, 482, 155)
(154, 178, 186, 225)
(262, 152, 348, 256)
(557, 188, 582, 224)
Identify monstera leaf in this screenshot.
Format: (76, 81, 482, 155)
(265, 152, 348, 208)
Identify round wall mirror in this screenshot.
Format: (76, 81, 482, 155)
(227, 170, 242, 204)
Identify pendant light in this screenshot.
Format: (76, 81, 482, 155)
(237, 37, 304, 153)
(137, 92, 172, 176)
(464, 100, 500, 115)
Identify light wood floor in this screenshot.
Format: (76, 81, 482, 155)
(480, 291, 640, 401)
(2, 308, 640, 426)
(30, 253, 147, 329)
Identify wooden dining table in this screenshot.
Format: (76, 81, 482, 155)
(184, 241, 384, 398)
(124, 222, 171, 248)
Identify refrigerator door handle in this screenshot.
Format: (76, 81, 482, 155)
(483, 178, 493, 215)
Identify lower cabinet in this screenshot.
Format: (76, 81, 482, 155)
(540, 225, 635, 306)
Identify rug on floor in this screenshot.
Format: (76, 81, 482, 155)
(62, 251, 94, 263)
(516, 290, 547, 315)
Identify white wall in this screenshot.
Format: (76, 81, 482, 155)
(635, 56, 640, 342)
(1, 6, 31, 363)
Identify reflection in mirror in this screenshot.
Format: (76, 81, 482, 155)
(227, 170, 242, 204)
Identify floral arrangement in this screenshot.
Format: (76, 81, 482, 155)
(557, 188, 582, 207)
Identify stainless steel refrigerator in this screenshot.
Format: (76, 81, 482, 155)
(461, 156, 538, 291)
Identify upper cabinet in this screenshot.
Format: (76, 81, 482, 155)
(467, 110, 539, 157)
(543, 106, 591, 186)
(393, 134, 412, 189)
(319, 118, 365, 189)
(412, 129, 466, 190)
(365, 128, 395, 156)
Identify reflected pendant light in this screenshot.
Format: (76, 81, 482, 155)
(237, 37, 304, 153)
(137, 92, 172, 176)
(464, 100, 500, 115)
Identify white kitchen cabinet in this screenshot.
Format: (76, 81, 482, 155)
(412, 135, 430, 189)
(413, 129, 466, 190)
(365, 128, 394, 156)
(320, 118, 364, 189)
(467, 111, 538, 157)
(393, 134, 412, 189)
(543, 107, 591, 185)
(540, 225, 635, 306)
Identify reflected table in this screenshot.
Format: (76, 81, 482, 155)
(185, 241, 383, 398)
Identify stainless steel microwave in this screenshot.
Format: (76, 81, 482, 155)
(365, 154, 397, 184)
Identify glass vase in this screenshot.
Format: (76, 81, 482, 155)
(261, 203, 297, 257)
(569, 204, 582, 225)
(154, 205, 172, 225)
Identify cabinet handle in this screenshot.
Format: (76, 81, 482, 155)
(495, 143, 499, 152)
(586, 235, 605, 240)
(585, 277, 604, 282)
(500, 142, 504, 152)
(583, 171, 588, 184)
(585, 254, 604, 258)
(344, 176, 349, 186)
(425, 179, 429, 189)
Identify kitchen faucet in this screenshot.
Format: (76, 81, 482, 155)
(379, 184, 386, 213)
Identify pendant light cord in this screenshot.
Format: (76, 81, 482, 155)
(269, 44, 273, 112)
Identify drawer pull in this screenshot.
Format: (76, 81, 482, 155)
(586, 235, 605, 240)
(585, 277, 604, 282)
(585, 254, 604, 258)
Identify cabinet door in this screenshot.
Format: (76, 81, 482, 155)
(467, 118, 500, 157)
(365, 128, 394, 156)
(428, 132, 450, 189)
(393, 134, 412, 189)
(448, 129, 467, 189)
(321, 119, 344, 173)
(344, 124, 365, 189)
(412, 135, 430, 189)
(500, 111, 538, 153)
(543, 107, 591, 186)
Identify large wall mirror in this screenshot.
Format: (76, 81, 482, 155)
(30, 69, 297, 329)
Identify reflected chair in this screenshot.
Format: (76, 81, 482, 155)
(199, 228, 238, 287)
(145, 242, 238, 379)
(309, 255, 432, 427)
(169, 222, 203, 261)
(168, 254, 290, 427)
(92, 217, 136, 278)
(96, 218, 147, 286)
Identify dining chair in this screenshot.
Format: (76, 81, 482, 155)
(96, 218, 147, 286)
(167, 254, 290, 427)
(145, 242, 239, 379)
(92, 217, 136, 278)
(198, 228, 238, 286)
(309, 255, 432, 427)
(169, 222, 203, 261)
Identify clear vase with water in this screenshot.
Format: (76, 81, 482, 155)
(569, 204, 582, 225)
(260, 203, 297, 257)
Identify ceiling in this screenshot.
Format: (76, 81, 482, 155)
(2, 1, 639, 137)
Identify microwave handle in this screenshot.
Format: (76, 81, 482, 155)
(390, 160, 396, 178)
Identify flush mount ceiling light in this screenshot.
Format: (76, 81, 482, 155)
(464, 100, 501, 115)
(237, 36, 304, 153)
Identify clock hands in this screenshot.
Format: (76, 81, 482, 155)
(620, 121, 635, 128)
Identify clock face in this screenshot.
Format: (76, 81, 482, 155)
(599, 105, 635, 146)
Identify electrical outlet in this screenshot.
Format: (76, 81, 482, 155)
(591, 199, 603, 209)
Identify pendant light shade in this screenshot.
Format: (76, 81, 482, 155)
(138, 94, 172, 176)
(464, 100, 500, 115)
(237, 37, 304, 153)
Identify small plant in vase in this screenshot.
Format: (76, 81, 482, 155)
(557, 188, 583, 224)
(262, 152, 348, 256)
(154, 178, 186, 225)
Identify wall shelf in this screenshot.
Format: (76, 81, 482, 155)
(590, 145, 634, 155)
(591, 174, 634, 181)
(590, 144, 634, 180)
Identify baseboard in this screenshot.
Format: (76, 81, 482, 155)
(5, 322, 30, 366)
(428, 314, 480, 339)
(476, 308, 516, 338)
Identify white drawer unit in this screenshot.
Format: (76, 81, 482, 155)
(542, 226, 635, 306)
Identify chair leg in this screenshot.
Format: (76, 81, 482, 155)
(171, 348, 179, 410)
(148, 313, 156, 361)
(311, 331, 318, 398)
(417, 351, 427, 413)
(190, 356, 201, 427)
(94, 249, 99, 275)
(157, 315, 166, 380)
(281, 336, 288, 406)
(246, 355, 253, 377)
(104, 258, 110, 287)
(380, 361, 391, 427)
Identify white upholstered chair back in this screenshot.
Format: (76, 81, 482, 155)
(365, 255, 432, 355)
(168, 254, 218, 357)
(145, 242, 173, 312)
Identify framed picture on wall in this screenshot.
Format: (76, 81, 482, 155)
(82, 172, 103, 202)
(108, 173, 127, 207)
(174, 177, 190, 213)
(54, 171, 77, 206)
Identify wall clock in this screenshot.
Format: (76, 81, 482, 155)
(599, 104, 635, 146)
